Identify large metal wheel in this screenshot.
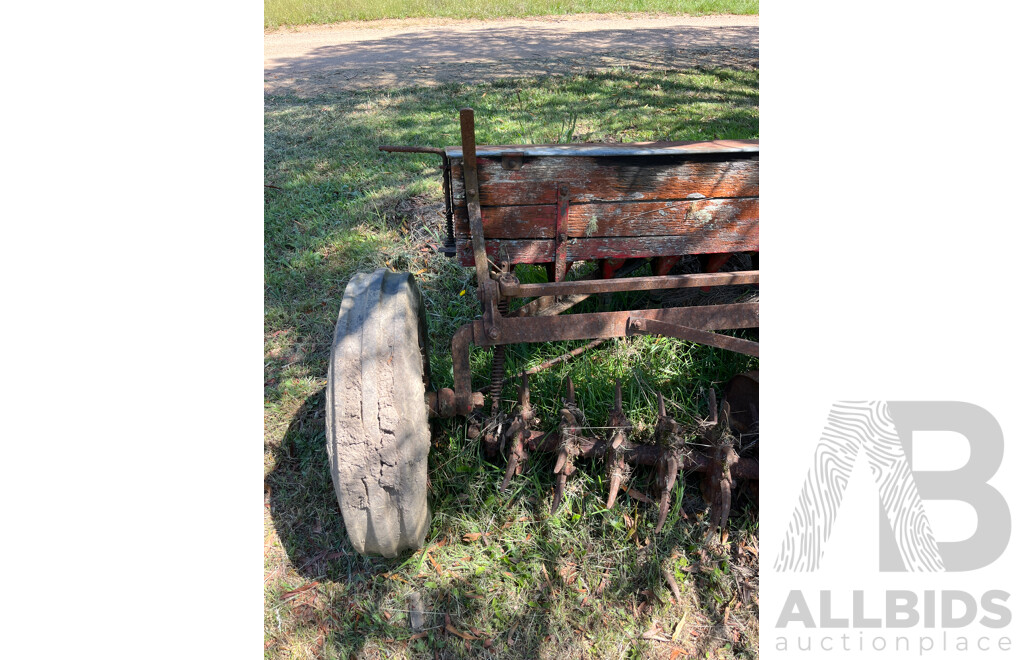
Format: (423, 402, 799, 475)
(326, 269, 432, 557)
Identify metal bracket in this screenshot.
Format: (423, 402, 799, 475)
(460, 108, 502, 340)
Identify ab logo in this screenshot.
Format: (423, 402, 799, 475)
(775, 402, 1010, 572)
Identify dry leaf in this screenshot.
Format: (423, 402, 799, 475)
(281, 582, 319, 599)
(672, 614, 687, 642)
(626, 487, 654, 504)
(445, 623, 479, 641)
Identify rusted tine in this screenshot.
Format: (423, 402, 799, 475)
(605, 451, 625, 509)
(499, 373, 534, 493)
(654, 453, 680, 533)
(605, 381, 630, 509)
(552, 378, 581, 514)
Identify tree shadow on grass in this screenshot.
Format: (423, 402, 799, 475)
(265, 24, 758, 96)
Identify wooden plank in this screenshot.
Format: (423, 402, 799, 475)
(454, 198, 757, 240)
(455, 231, 759, 267)
(451, 155, 758, 206)
(568, 198, 758, 238)
(454, 204, 556, 239)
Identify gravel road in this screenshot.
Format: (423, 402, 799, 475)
(265, 13, 758, 96)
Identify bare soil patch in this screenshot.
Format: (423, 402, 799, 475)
(265, 13, 758, 96)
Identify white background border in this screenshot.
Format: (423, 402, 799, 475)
(761, 2, 1023, 657)
(2, 2, 1021, 656)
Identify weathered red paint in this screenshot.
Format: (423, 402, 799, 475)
(456, 231, 759, 266)
(451, 155, 758, 206)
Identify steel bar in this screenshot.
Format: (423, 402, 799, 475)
(472, 302, 758, 347)
(459, 108, 502, 339)
(451, 324, 484, 415)
(379, 145, 446, 156)
(510, 257, 647, 318)
(627, 317, 759, 357)
(500, 338, 608, 387)
(529, 432, 759, 481)
(511, 292, 589, 318)
(499, 270, 759, 298)
(441, 156, 455, 252)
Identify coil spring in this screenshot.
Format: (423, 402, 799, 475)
(489, 297, 510, 415)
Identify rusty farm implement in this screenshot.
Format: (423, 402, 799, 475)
(326, 109, 759, 557)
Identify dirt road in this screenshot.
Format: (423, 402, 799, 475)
(265, 13, 758, 96)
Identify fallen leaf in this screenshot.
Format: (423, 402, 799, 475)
(672, 614, 687, 642)
(641, 629, 670, 642)
(281, 582, 319, 599)
(626, 487, 654, 504)
(445, 623, 479, 640)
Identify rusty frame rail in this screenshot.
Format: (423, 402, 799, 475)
(627, 317, 759, 357)
(436, 302, 758, 416)
(498, 270, 758, 298)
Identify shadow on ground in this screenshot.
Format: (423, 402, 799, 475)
(265, 24, 758, 95)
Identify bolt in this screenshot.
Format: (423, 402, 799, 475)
(487, 326, 500, 340)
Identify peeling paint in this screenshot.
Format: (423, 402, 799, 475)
(688, 202, 715, 227)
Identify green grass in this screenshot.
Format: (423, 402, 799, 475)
(265, 0, 758, 28)
(265, 66, 758, 658)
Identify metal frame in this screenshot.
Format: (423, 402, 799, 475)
(412, 108, 761, 418)
(381, 108, 759, 532)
